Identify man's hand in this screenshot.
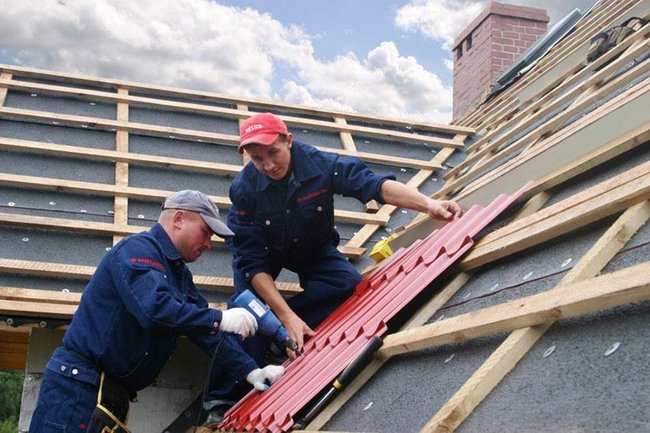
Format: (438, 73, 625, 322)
(425, 199, 463, 221)
(246, 365, 285, 391)
(219, 307, 258, 338)
(282, 312, 316, 359)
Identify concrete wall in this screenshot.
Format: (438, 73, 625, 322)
(19, 328, 211, 432)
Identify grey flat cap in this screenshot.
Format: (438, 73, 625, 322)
(163, 190, 234, 237)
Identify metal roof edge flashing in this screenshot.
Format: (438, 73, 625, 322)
(488, 7, 587, 100)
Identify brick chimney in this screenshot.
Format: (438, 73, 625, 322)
(452, 2, 549, 121)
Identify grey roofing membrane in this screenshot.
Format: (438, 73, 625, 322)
(0, 85, 450, 307)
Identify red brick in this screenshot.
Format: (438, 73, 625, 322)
(520, 34, 538, 42)
(525, 26, 546, 35)
(493, 51, 514, 60)
(493, 37, 513, 45)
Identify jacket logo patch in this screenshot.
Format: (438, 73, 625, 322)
(130, 257, 165, 270)
(235, 210, 247, 216)
(297, 188, 328, 203)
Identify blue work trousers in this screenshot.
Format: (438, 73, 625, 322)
(28, 365, 97, 432)
(204, 244, 362, 405)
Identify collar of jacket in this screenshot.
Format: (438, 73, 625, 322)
(255, 141, 322, 192)
(149, 223, 182, 262)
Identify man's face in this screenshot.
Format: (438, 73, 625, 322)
(174, 211, 213, 262)
(245, 135, 293, 181)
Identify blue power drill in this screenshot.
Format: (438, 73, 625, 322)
(232, 289, 299, 353)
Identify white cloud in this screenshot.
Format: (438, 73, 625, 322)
(0, 0, 310, 98)
(279, 42, 452, 123)
(396, 0, 486, 48)
(0, 0, 453, 123)
(395, 0, 597, 48)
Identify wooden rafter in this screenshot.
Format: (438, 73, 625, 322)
(461, 161, 650, 269)
(421, 200, 650, 432)
(0, 173, 388, 226)
(379, 261, 650, 357)
(0, 258, 302, 296)
(0, 79, 466, 150)
(0, 63, 473, 137)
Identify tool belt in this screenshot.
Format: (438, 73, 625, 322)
(87, 372, 132, 433)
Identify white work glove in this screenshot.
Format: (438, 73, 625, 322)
(246, 365, 285, 391)
(219, 308, 257, 339)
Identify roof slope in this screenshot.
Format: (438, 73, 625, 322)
(1, 0, 649, 431)
(219, 186, 528, 432)
(0, 62, 470, 370)
(313, 1, 650, 432)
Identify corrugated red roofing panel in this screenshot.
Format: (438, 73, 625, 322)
(219, 183, 531, 432)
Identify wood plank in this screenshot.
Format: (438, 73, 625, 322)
(0, 286, 237, 315)
(114, 87, 130, 243)
(379, 261, 650, 357)
(0, 353, 27, 370)
(473, 159, 650, 246)
(422, 200, 650, 432)
(0, 212, 364, 260)
(0, 299, 78, 318)
(0, 106, 443, 170)
(460, 162, 650, 269)
(0, 286, 82, 305)
(0, 63, 473, 136)
(0, 79, 466, 149)
(0, 136, 242, 176)
(0, 171, 231, 205)
(465, 0, 645, 130)
(0, 258, 302, 294)
(0, 72, 11, 105)
(325, 147, 443, 170)
(334, 116, 357, 152)
(236, 104, 251, 166)
(527, 123, 650, 196)
(390, 78, 650, 252)
(0, 173, 387, 225)
(0, 211, 217, 245)
(515, 0, 648, 102)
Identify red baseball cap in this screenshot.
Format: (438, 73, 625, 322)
(238, 112, 289, 153)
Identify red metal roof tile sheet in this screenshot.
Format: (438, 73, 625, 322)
(218, 183, 531, 432)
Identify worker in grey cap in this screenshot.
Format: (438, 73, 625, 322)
(29, 190, 285, 433)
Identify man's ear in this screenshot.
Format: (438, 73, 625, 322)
(286, 133, 293, 149)
(172, 210, 185, 229)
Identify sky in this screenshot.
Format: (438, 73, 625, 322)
(0, 0, 595, 124)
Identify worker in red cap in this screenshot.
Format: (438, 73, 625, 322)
(203, 112, 462, 420)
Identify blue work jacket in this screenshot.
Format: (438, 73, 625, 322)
(59, 224, 257, 392)
(227, 140, 395, 283)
